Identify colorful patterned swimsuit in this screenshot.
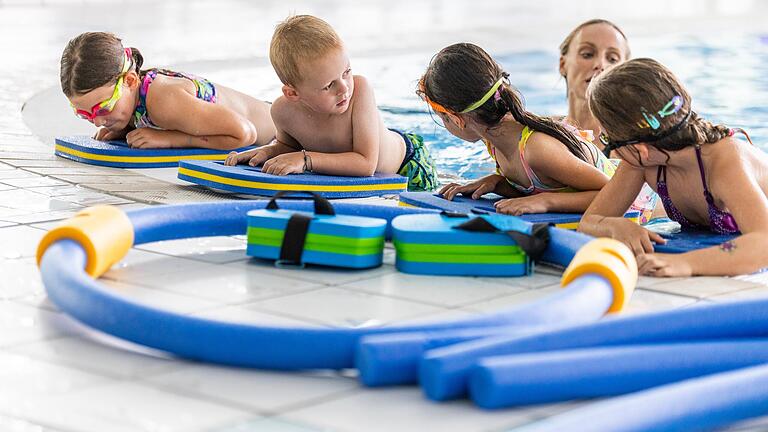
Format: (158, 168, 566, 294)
(132, 68, 217, 129)
(485, 126, 614, 194)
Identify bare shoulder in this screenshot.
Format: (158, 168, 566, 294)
(144, 80, 191, 123)
(524, 131, 575, 163)
(352, 75, 374, 101)
(270, 95, 300, 126)
(708, 135, 749, 172)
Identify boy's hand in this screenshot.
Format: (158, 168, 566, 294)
(607, 217, 667, 256)
(494, 195, 549, 215)
(262, 152, 305, 175)
(224, 148, 271, 167)
(440, 175, 504, 200)
(126, 128, 175, 149)
(637, 253, 693, 277)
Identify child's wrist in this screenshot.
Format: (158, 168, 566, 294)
(302, 149, 313, 172)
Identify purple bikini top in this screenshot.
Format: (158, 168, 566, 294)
(656, 142, 739, 235)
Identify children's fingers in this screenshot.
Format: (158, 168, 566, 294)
(249, 151, 268, 167)
(471, 183, 492, 199)
(640, 234, 656, 254)
(439, 183, 459, 200)
(648, 230, 667, 244)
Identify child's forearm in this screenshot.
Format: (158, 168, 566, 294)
(539, 191, 600, 213)
(304, 151, 377, 176)
(163, 127, 257, 150)
(580, 214, 621, 237)
(684, 232, 768, 276)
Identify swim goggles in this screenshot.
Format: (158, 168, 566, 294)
(418, 77, 504, 115)
(70, 48, 132, 121)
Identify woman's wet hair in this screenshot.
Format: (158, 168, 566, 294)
(60, 32, 144, 97)
(559, 18, 630, 58)
(420, 42, 592, 163)
(588, 58, 730, 156)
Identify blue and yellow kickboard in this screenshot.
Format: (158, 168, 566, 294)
(54, 136, 255, 168)
(247, 209, 387, 269)
(179, 160, 408, 198)
(398, 192, 581, 229)
(392, 213, 531, 276)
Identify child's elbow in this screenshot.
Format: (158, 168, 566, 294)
(233, 120, 258, 149)
(358, 160, 377, 177)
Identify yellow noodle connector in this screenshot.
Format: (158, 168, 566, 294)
(561, 238, 638, 313)
(36, 205, 134, 278)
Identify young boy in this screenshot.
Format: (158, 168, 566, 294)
(225, 15, 437, 191)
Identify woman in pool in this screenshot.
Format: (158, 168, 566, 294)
(425, 43, 613, 215)
(558, 19, 629, 149)
(60, 32, 275, 150)
(580, 58, 768, 276)
(559, 19, 662, 223)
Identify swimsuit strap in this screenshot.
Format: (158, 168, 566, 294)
(693, 145, 716, 205)
(516, 127, 570, 193)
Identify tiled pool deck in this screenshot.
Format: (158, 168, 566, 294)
(2, 1, 768, 431)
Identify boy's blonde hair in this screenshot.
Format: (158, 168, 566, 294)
(270, 15, 343, 86)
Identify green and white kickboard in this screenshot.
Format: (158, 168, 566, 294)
(391, 213, 532, 276)
(247, 209, 387, 269)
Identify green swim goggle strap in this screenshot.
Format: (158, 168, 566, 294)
(459, 77, 505, 114)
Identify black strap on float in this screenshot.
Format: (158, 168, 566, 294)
(452, 216, 550, 262)
(266, 191, 335, 267)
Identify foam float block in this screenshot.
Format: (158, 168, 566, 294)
(54, 135, 254, 168)
(247, 208, 386, 269)
(392, 213, 532, 276)
(179, 160, 408, 198)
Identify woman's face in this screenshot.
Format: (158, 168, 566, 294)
(560, 23, 629, 100)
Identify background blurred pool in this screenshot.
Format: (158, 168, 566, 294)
(369, 32, 768, 181)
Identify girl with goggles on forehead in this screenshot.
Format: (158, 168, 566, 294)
(61, 32, 275, 150)
(421, 43, 615, 216)
(580, 58, 768, 277)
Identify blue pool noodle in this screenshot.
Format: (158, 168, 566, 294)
(357, 282, 607, 387)
(518, 362, 768, 432)
(469, 339, 768, 408)
(39, 200, 615, 371)
(419, 296, 768, 401)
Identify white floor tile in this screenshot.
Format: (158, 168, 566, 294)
(0, 352, 109, 402)
(0, 301, 78, 348)
(648, 277, 762, 299)
(117, 261, 321, 303)
(147, 364, 358, 413)
(11, 336, 179, 380)
(136, 236, 248, 264)
(0, 258, 44, 300)
(253, 287, 447, 327)
(340, 272, 526, 307)
(193, 304, 325, 327)
(8, 382, 256, 432)
(283, 387, 538, 432)
(0, 225, 46, 259)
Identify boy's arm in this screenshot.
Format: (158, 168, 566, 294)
(126, 84, 258, 150)
(305, 76, 380, 176)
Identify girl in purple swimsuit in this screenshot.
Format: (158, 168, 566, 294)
(61, 32, 275, 150)
(579, 58, 768, 277)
